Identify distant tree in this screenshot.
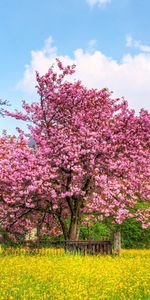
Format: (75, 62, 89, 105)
(0, 60, 150, 241)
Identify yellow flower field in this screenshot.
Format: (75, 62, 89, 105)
(0, 248, 150, 300)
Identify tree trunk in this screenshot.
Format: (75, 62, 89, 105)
(68, 215, 81, 240)
(67, 195, 82, 241)
(56, 196, 82, 241)
(114, 231, 121, 255)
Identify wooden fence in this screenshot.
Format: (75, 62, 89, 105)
(24, 239, 112, 255)
(1, 239, 112, 255)
(64, 240, 112, 255)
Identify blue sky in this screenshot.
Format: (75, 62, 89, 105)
(0, 0, 150, 134)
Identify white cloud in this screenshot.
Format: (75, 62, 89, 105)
(126, 34, 150, 53)
(17, 36, 150, 112)
(17, 37, 58, 92)
(86, 0, 111, 7)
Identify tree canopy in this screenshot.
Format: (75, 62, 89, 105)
(0, 60, 150, 240)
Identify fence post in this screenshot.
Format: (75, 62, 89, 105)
(114, 231, 121, 255)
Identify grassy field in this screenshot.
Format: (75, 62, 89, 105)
(0, 248, 150, 300)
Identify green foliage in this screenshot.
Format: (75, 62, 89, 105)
(79, 219, 150, 248)
(120, 219, 150, 249)
(80, 222, 110, 240)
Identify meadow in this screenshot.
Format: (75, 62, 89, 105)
(0, 248, 150, 300)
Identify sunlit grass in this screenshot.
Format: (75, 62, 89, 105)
(0, 247, 149, 299)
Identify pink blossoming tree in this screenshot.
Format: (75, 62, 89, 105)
(0, 60, 150, 241)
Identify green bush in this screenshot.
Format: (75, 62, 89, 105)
(79, 219, 150, 248)
(119, 219, 150, 248)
